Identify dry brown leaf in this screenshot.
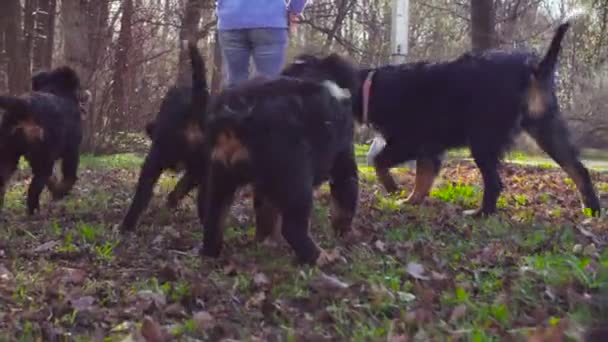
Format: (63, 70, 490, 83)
(449, 304, 467, 323)
(245, 291, 267, 309)
(310, 273, 349, 295)
(33, 240, 59, 253)
(0, 264, 13, 283)
(140, 316, 170, 342)
(193, 311, 215, 332)
(406, 262, 430, 280)
(253, 272, 270, 288)
(69, 296, 95, 311)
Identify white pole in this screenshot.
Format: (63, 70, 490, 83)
(390, 0, 409, 64)
(367, 0, 412, 167)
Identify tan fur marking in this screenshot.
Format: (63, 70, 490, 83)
(406, 159, 437, 204)
(255, 198, 282, 244)
(527, 75, 547, 118)
(13, 119, 44, 142)
(47, 176, 76, 200)
(211, 130, 250, 165)
(330, 197, 353, 236)
(184, 122, 204, 146)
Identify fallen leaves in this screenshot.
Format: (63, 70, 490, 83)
(1, 157, 607, 340)
(406, 262, 430, 280)
(193, 311, 216, 332)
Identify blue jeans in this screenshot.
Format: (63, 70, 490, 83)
(218, 28, 288, 88)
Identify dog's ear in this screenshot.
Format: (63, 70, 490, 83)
(48, 67, 81, 92)
(144, 120, 156, 138)
(31, 71, 50, 91)
(321, 54, 360, 93)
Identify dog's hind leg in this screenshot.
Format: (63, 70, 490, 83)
(373, 138, 418, 193)
(278, 186, 319, 265)
(328, 149, 359, 237)
(524, 116, 600, 215)
(167, 171, 198, 208)
(406, 155, 442, 204)
(467, 146, 503, 216)
(0, 154, 20, 213)
(201, 162, 236, 258)
(27, 160, 54, 215)
(48, 146, 79, 200)
(120, 149, 164, 231)
(253, 192, 282, 244)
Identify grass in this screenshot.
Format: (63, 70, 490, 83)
(0, 150, 606, 340)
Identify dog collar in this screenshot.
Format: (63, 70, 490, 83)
(362, 71, 375, 125)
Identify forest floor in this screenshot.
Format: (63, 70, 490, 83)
(1, 147, 607, 341)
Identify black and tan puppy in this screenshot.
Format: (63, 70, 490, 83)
(120, 42, 209, 231)
(283, 22, 600, 216)
(0, 67, 83, 215)
(201, 72, 359, 265)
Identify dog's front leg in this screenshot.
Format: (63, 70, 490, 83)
(201, 162, 236, 258)
(373, 139, 418, 194)
(167, 171, 198, 208)
(329, 150, 359, 237)
(406, 155, 443, 204)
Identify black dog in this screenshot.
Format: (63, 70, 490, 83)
(201, 72, 359, 265)
(0, 67, 83, 215)
(283, 22, 600, 216)
(120, 42, 209, 231)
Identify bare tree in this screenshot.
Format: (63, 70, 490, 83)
(470, 0, 496, 51)
(33, 0, 57, 70)
(1, 0, 28, 94)
(110, 0, 135, 131)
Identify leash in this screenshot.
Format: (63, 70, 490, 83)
(362, 70, 375, 125)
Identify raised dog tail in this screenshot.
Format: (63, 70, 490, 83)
(535, 22, 570, 81)
(188, 41, 209, 117)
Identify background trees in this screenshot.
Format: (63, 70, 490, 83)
(0, 0, 606, 152)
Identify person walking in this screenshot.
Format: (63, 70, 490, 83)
(216, 0, 308, 88)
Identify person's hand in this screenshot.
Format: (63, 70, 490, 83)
(288, 12, 301, 33)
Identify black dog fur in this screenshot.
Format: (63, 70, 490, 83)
(0, 67, 83, 215)
(120, 42, 209, 231)
(201, 74, 359, 265)
(283, 22, 601, 216)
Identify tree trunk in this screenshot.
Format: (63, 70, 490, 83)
(110, 0, 134, 131)
(176, 0, 202, 86)
(210, 30, 223, 93)
(3, 0, 28, 94)
(62, 0, 94, 150)
(23, 0, 35, 80)
(33, 0, 57, 70)
(470, 0, 496, 52)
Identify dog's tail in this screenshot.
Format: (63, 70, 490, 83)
(534, 22, 570, 81)
(188, 41, 209, 118)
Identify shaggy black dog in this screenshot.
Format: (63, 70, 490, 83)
(283, 22, 601, 216)
(201, 72, 359, 265)
(120, 42, 209, 231)
(0, 67, 83, 215)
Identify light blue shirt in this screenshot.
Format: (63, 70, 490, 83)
(217, 0, 308, 30)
